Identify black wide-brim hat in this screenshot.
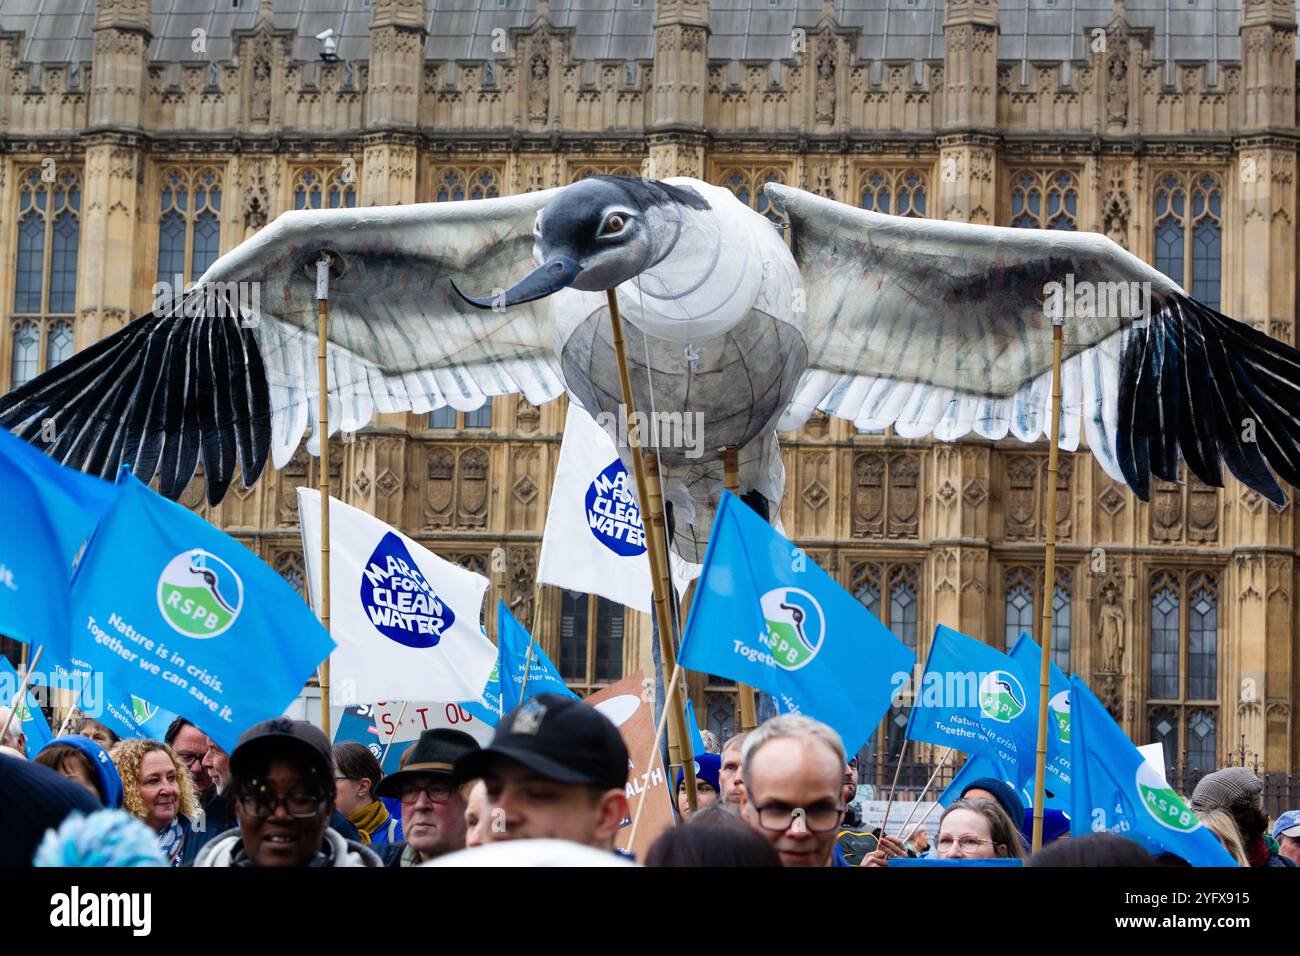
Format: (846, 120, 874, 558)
(374, 728, 481, 798)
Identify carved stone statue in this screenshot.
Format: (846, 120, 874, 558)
(251, 57, 272, 121)
(1097, 583, 1125, 672)
(815, 53, 836, 124)
(1106, 54, 1128, 127)
(529, 54, 549, 122)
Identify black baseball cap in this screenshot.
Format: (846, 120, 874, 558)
(230, 717, 333, 787)
(455, 695, 628, 791)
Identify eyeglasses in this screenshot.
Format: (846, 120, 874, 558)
(175, 751, 206, 768)
(398, 781, 456, 805)
(237, 791, 327, 819)
(750, 803, 845, 833)
(937, 835, 995, 854)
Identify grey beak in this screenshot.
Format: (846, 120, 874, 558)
(451, 255, 583, 309)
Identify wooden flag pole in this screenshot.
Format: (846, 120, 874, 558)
(0, 644, 42, 746)
(628, 659, 685, 847)
(605, 288, 697, 812)
(722, 449, 759, 733)
(1031, 318, 1066, 854)
(516, 581, 545, 704)
(316, 255, 333, 740)
(380, 701, 408, 768)
(893, 746, 954, 837)
(900, 798, 942, 846)
(877, 738, 909, 837)
(57, 705, 80, 738)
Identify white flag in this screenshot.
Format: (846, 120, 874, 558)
(538, 404, 699, 613)
(297, 490, 495, 704)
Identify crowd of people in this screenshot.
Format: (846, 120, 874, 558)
(2, 697, 1298, 868)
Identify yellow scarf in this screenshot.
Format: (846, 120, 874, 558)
(346, 800, 391, 846)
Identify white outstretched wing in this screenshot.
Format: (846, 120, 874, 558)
(0, 192, 565, 503)
(768, 183, 1300, 506)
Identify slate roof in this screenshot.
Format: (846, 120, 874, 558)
(0, 0, 1290, 67)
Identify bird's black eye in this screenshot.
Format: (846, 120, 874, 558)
(601, 213, 626, 235)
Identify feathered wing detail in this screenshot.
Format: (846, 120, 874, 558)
(769, 182, 1300, 506)
(0, 192, 565, 503)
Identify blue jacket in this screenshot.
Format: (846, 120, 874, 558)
(38, 736, 122, 809)
(174, 815, 218, 867)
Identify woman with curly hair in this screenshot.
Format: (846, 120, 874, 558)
(111, 738, 212, 867)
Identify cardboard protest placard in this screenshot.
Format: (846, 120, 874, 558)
(372, 700, 495, 747)
(585, 672, 674, 862)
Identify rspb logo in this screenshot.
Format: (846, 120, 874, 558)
(758, 588, 825, 671)
(0, 563, 16, 591)
(978, 670, 1027, 723)
(156, 550, 243, 638)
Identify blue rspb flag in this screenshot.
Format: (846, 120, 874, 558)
(685, 697, 706, 754)
(0, 427, 117, 565)
(678, 491, 916, 754)
(496, 599, 577, 711)
(0, 429, 117, 646)
(97, 692, 181, 742)
(1069, 676, 1234, 866)
(459, 652, 503, 728)
(0, 656, 53, 756)
(906, 625, 1036, 790)
(937, 752, 1009, 807)
(64, 470, 335, 752)
(1007, 632, 1072, 810)
(24, 657, 178, 741)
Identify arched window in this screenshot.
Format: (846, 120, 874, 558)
(1154, 172, 1222, 310)
(1008, 169, 1078, 230)
(858, 168, 929, 217)
(429, 166, 501, 202)
(10, 167, 81, 388)
(715, 166, 789, 229)
(558, 590, 624, 696)
(1051, 575, 1072, 673)
(849, 561, 921, 783)
(428, 402, 493, 430)
(156, 167, 223, 287)
(46, 320, 74, 369)
(570, 164, 639, 183)
(292, 164, 356, 210)
(1147, 570, 1219, 776)
(10, 320, 40, 389)
(1002, 566, 1072, 671)
(1004, 569, 1035, 650)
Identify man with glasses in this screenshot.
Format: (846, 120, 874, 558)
(374, 728, 481, 866)
(192, 717, 382, 867)
(739, 714, 851, 867)
(165, 718, 215, 802)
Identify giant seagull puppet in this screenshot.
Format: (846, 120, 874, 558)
(4, 175, 1299, 562)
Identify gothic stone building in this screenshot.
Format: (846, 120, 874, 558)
(0, 0, 1297, 785)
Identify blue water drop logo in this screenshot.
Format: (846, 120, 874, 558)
(584, 459, 647, 557)
(359, 532, 456, 649)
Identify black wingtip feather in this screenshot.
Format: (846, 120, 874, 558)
(0, 301, 271, 507)
(1117, 295, 1300, 509)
